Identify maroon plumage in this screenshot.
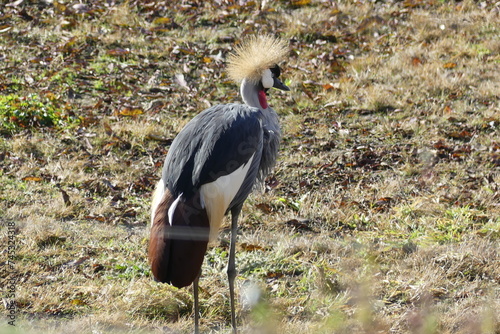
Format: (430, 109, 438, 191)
(148, 189, 210, 288)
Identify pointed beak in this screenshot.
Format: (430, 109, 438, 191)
(273, 77, 290, 91)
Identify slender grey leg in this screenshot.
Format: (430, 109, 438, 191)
(228, 206, 242, 333)
(193, 272, 200, 334)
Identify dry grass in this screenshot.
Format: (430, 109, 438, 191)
(1, 1, 499, 333)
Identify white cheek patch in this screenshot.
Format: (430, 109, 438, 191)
(261, 69, 273, 89)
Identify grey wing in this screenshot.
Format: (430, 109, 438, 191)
(162, 104, 264, 207)
(256, 107, 281, 185)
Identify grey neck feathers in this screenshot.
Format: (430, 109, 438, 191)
(240, 79, 263, 110)
(239, 78, 280, 139)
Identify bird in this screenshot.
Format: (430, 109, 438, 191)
(148, 35, 290, 333)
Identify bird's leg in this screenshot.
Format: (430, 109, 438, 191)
(193, 271, 201, 334)
(228, 205, 242, 333)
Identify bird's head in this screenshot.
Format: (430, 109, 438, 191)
(227, 35, 289, 110)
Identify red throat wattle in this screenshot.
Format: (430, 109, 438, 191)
(258, 90, 268, 109)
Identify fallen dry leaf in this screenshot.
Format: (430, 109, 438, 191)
(119, 107, 144, 116)
(22, 176, 42, 182)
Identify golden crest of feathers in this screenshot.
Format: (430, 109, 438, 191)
(227, 35, 288, 83)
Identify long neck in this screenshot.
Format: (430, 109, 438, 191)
(240, 79, 281, 186)
(240, 78, 266, 110)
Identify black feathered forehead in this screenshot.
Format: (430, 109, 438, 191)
(270, 64, 281, 78)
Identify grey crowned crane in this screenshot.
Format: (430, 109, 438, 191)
(148, 35, 289, 333)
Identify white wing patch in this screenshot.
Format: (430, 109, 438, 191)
(167, 194, 182, 227)
(200, 154, 255, 241)
(150, 178, 165, 226)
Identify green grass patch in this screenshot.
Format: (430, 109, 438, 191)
(0, 94, 79, 135)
